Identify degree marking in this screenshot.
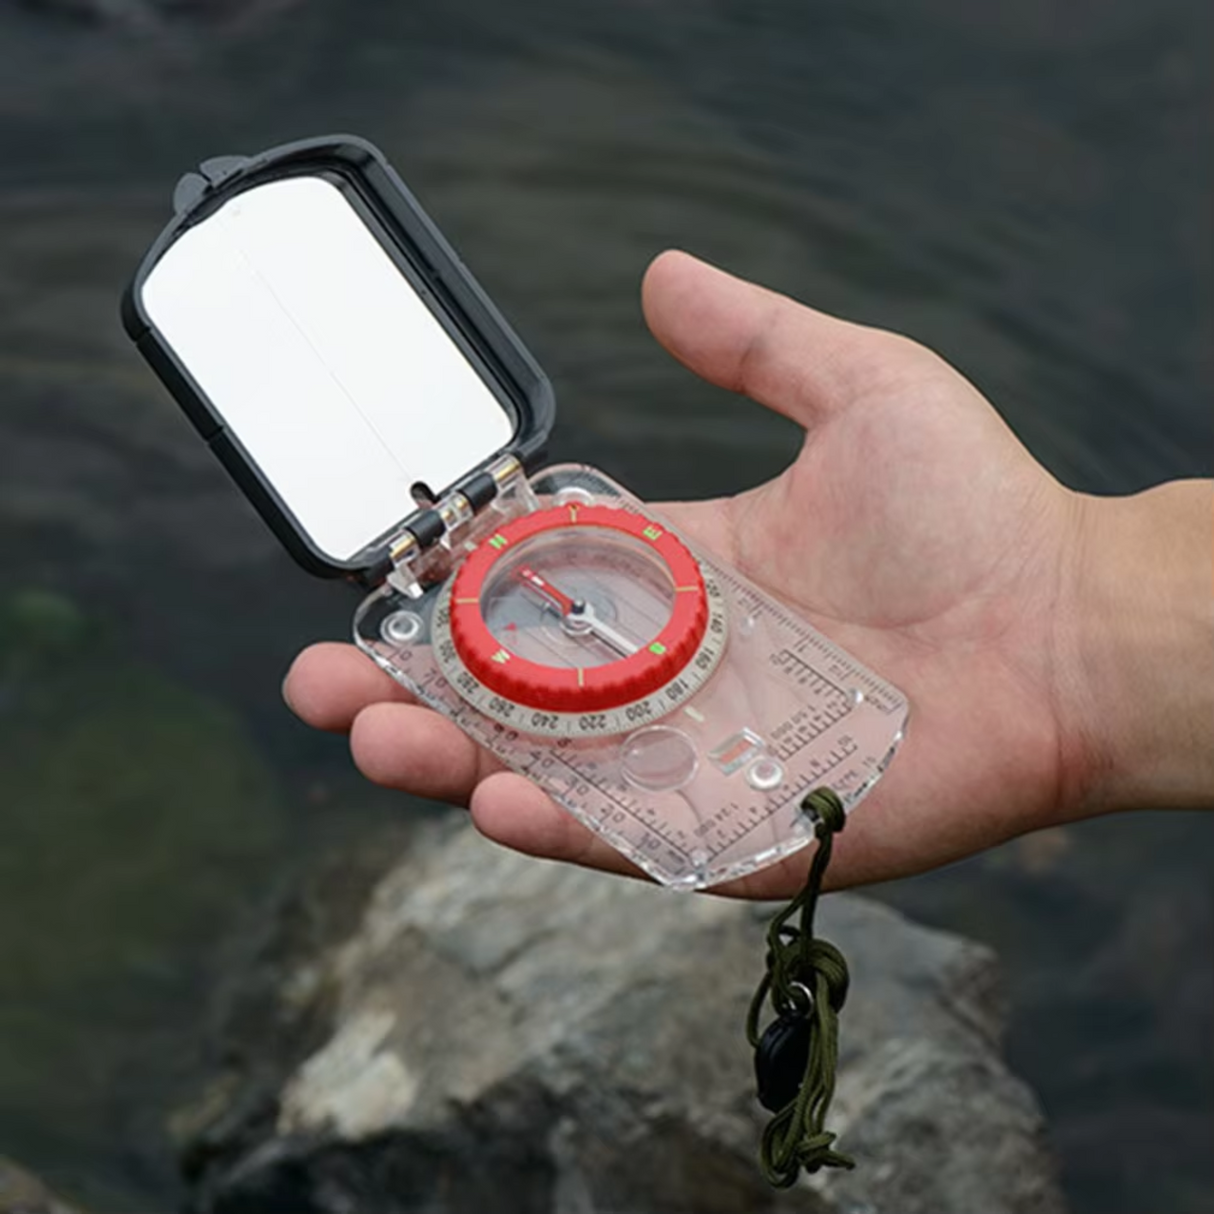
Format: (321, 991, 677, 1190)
(432, 509, 727, 732)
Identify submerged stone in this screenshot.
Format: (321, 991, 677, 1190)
(0, 589, 285, 1184)
(0, 1157, 88, 1214)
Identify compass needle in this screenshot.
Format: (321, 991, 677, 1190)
(515, 565, 578, 616)
(577, 604, 640, 657)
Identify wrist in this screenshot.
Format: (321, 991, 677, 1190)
(1060, 480, 1214, 816)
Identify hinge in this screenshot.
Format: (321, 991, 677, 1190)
(385, 453, 530, 597)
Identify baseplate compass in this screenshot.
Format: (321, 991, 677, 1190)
(123, 135, 909, 890)
(354, 464, 907, 890)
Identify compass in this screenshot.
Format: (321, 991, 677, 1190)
(432, 504, 729, 737)
(127, 135, 909, 891)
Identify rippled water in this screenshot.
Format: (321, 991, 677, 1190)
(0, 2, 1210, 1211)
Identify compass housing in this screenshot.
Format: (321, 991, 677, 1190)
(122, 135, 555, 581)
(441, 504, 721, 719)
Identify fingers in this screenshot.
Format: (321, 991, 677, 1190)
(348, 702, 647, 880)
(283, 642, 417, 732)
(471, 769, 921, 898)
(641, 250, 901, 430)
(282, 643, 683, 884)
(469, 771, 646, 881)
(349, 701, 495, 803)
(285, 642, 933, 895)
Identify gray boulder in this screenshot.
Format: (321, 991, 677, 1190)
(180, 817, 1066, 1214)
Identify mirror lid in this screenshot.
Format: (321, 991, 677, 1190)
(122, 135, 556, 581)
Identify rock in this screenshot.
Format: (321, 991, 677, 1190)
(179, 817, 1067, 1214)
(0, 1159, 87, 1214)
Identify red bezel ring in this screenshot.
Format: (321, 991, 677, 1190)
(448, 505, 709, 712)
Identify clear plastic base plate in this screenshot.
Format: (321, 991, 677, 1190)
(355, 465, 908, 890)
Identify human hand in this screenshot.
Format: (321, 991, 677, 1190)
(284, 251, 1214, 897)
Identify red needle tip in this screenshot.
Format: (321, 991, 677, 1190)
(515, 565, 577, 615)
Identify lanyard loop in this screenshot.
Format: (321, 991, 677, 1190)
(747, 788, 854, 1186)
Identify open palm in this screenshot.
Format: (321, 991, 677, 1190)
(286, 251, 1089, 896)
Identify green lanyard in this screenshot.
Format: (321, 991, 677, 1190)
(748, 788, 854, 1186)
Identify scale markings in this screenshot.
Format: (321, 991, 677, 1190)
(371, 527, 907, 886)
(545, 751, 692, 861)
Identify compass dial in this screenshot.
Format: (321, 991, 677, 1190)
(432, 504, 728, 738)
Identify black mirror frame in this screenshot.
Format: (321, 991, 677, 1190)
(122, 134, 556, 581)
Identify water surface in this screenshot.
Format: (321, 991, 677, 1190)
(0, 3, 1210, 1211)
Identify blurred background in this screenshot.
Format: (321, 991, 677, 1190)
(0, 1, 1210, 1211)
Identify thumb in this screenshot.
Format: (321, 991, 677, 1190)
(641, 250, 891, 429)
